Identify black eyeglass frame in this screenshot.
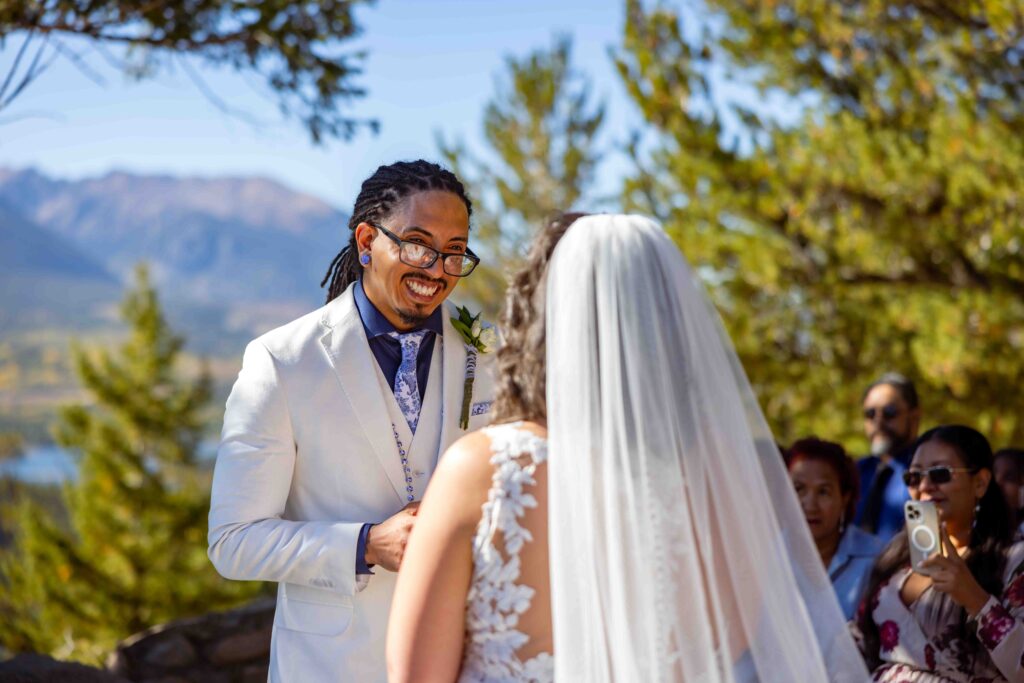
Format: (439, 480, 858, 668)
(863, 404, 903, 421)
(902, 465, 978, 488)
(367, 221, 480, 277)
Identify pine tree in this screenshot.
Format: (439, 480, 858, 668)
(440, 35, 605, 315)
(0, 0, 375, 143)
(0, 266, 263, 664)
(616, 0, 1024, 448)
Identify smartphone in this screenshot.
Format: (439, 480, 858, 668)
(905, 500, 942, 574)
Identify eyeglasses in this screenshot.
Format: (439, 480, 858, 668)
(863, 404, 902, 421)
(902, 466, 977, 488)
(369, 221, 479, 277)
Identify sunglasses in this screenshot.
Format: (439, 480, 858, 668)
(902, 466, 977, 488)
(863, 404, 902, 421)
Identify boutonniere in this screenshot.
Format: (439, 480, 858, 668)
(450, 305, 498, 354)
(451, 306, 497, 429)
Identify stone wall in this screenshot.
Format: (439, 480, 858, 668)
(106, 598, 275, 683)
(0, 654, 129, 682)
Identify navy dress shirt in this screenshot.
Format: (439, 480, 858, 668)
(353, 279, 444, 574)
(853, 446, 914, 545)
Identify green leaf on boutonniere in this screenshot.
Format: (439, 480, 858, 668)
(451, 305, 492, 354)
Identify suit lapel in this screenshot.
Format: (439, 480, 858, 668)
(439, 302, 469, 452)
(319, 288, 406, 505)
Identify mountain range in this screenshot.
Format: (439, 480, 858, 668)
(0, 168, 350, 342)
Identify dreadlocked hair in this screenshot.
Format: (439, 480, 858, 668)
(490, 212, 588, 425)
(320, 159, 473, 303)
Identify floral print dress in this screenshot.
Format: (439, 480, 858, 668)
(854, 542, 1024, 682)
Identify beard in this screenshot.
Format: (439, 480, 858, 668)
(869, 427, 912, 457)
(397, 308, 431, 326)
(395, 273, 448, 327)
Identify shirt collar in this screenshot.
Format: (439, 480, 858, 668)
(894, 444, 915, 467)
(830, 525, 884, 573)
(353, 278, 444, 339)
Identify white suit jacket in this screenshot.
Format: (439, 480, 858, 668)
(208, 284, 496, 682)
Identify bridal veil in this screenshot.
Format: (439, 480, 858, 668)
(545, 214, 868, 682)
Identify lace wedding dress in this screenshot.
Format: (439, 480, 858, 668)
(458, 423, 554, 683)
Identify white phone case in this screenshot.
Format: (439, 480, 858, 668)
(905, 500, 942, 574)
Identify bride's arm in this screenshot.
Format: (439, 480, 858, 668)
(386, 431, 494, 683)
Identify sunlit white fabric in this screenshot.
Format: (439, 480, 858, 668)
(545, 215, 870, 682)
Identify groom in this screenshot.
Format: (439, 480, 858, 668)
(208, 160, 496, 682)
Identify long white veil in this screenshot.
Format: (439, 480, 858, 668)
(545, 215, 868, 682)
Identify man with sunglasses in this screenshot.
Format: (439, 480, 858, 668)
(853, 373, 923, 543)
(208, 161, 496, 682)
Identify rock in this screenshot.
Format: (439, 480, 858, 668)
(241, 663, 269, 683)
(206, 627, 271, 666)
(110, 598, 275, 682)
(142, 633, 197, 668)
(0, 653, 130, 682)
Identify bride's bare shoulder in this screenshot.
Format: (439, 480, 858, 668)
(434, 422, 546, 494)
(429, 429, 495, 504)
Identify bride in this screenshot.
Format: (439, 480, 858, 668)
(386, 213, 868, 682)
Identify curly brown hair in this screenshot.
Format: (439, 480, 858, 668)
(490, 212, 588, 425)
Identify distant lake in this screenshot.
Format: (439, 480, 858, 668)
(0, 445, 78, 484)
(0, 442, 218, 485)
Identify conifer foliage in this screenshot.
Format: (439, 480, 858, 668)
(616, 0, 1024, 446)
(441, 36, 605, 315)
(0, 267, 263, 664)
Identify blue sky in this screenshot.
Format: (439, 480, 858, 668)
(0, 1, 634, 210)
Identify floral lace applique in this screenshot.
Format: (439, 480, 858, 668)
(458, 423, 552, 683)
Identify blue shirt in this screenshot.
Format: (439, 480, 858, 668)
(353, 279, 444, 574)
(853, 447, 914, 545)
(828, 525, 885, 620)
(353, 279, 443, 401)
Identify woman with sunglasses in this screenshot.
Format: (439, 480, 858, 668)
(854, 425, 1024, 682)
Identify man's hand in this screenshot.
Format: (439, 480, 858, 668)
(365, 502, 420, 572)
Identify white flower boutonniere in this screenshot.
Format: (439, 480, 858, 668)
(451, 305, 496, 429)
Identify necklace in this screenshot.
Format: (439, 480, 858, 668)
(391, 423, 415, 503)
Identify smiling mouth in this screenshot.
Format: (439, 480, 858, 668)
(404, 277, 442, 301)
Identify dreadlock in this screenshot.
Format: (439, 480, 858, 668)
(320, 160, 473, 303)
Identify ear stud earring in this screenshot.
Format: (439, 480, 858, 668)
(360, 253, 371, 265)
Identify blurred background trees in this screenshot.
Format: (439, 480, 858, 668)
(440, 35, 605, 316)
(609, 0, 1024, 448)
(452, 1, 1023, 449)
(0, 267, 264, 664)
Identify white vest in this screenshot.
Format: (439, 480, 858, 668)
(373, 339, 444, 500)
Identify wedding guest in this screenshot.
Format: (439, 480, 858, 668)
(854, 373, 922, 543)
(854, 425, 1024, 682)
(995, 448, 1024, 531)
(788, 437, 884, 619)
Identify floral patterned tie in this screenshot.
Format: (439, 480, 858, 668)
(389, 330, 428, 434)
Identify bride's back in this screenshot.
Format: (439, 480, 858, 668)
(459, 420, 552, 682)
